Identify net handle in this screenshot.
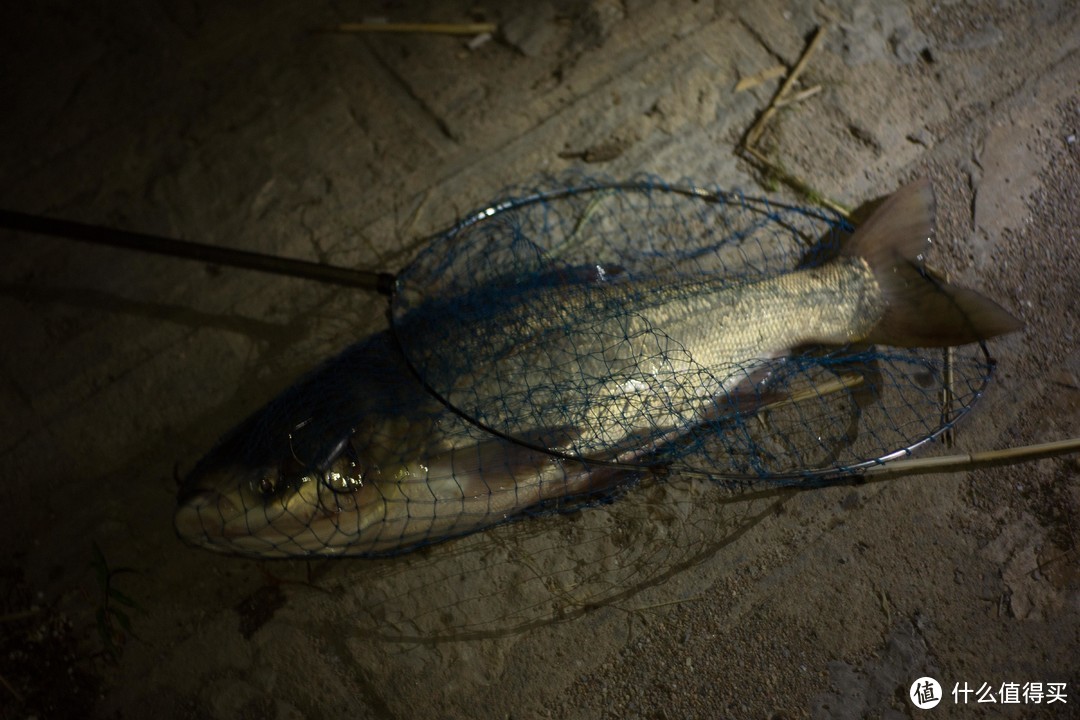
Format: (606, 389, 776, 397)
(0, 208, 395, 294)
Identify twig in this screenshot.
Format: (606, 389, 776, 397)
(0, 671, 23, 705)
(740, 146, 852, 217)
(755, 374, 862, 436)
(762, 374, 863, 411)
(941, 345, 955, 448)
(774, 85, 823, 108)
(737, 27, 852, 216)
(324, 22, 498, 36)
(551, 190, 616, 260)
(0, 608, 41, 623)
(1026, 548, 1078, 579)
(734, 64, 788, 92)
(743, 26, 829, 149)
(940, 271, 956, 448)
(622, 595, 705, 613)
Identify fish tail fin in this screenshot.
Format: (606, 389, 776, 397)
(843, 178, 1024, 347)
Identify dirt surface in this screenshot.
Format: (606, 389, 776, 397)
(1, 1, 1077, 718)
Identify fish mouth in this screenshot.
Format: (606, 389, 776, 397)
(174, 471, 359, 558)
(174, 487, 250, 553)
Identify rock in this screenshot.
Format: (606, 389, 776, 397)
(944, 23, 1004, 52)
(832, 0, 932, 67)
(581, 0, 625, 47)
(907, 127, 933, 146)
(501, 2, 557, 58)
(972, 121, 1043, 256)
(906, 128, 935, 147)
(890, 24, 930, 64)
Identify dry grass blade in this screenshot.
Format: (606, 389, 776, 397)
(774, 85, 824, 108)
(326, 22, 498, 36)
(734, 64, 788, 92)
(740, 146, 852, 217)
(761, 374, 864, 412)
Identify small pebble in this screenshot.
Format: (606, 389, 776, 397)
(467, 33, 493, 51)
(907, 128, 934, 147)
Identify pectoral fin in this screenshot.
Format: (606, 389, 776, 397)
(422, 425, 641, 518)
(418, 427, 580, 497)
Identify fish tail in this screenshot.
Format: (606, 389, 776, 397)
(844, 178, 1024, 347)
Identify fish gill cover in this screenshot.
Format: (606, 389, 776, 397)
(176, 176, 995, 558)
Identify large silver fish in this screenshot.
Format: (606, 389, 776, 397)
(175, 179, 1021, 558)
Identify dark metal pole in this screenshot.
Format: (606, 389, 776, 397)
(0, 209, 396, 295)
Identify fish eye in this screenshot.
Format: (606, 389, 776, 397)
(323, 467, 365, 494)
(320, 439, 370, 493)
(256, 471, 279, 497)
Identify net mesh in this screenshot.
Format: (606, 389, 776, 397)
(392, 176, 993, 482)
(177, 177, 995, 558)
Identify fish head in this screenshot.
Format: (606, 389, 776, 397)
(174, 452, 372, 558)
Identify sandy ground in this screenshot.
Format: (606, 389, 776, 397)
(1, 1, 1078, 718)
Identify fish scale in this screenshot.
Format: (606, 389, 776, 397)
(422, 256, 887, 460)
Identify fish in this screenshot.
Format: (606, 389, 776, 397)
(175, 178, 1022, 558)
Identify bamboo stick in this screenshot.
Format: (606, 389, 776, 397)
(862, 437, 1080, 479)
